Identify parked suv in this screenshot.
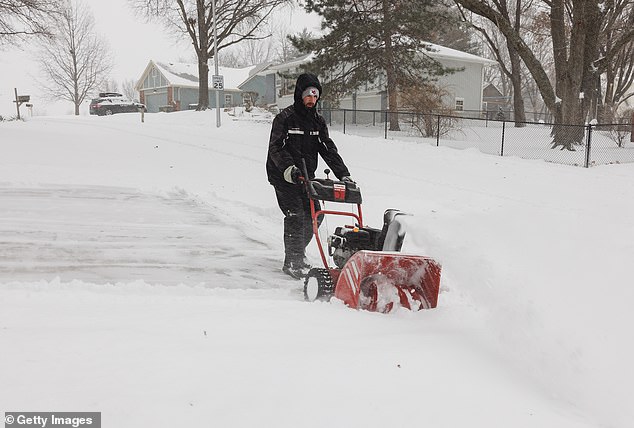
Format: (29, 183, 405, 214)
(89, 92, 146, 116)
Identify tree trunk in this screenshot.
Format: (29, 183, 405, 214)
(383, 0, 400, 131)
(196, 0, 209, 110)
(386, 67, 400, 132)
(197, 56, 210, 110)
(580, 1, 601, 123)
(71, 45, 80, 116)
(73, 71, 80, 116)
(509, 51, 525, 126)
(509, 0, 525, 126)
(550, 0, 587, 150)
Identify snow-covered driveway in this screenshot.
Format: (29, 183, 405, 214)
(0, 184, 281, 288)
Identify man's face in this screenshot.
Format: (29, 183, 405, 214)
(303, 94, 318, 108)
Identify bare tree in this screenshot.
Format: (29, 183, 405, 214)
(455, 0, 634, 150)
(459, 0, 530, 126)
(130, 0, 292, 110)
(37, 0, 112, 115)
(219, 26, 275, 67)
(400, 82, 458, 138)
(597, 0, 634, 122)
(0, 0, 61, 44)
(121, 78, 138, 101)
(102, 78, 119, 93)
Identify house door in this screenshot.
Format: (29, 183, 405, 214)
(145, 91, 167, 113)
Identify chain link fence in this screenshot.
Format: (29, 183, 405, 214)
(320, 108, 634, 168)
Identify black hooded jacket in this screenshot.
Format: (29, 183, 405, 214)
(266, 73, 350, 187)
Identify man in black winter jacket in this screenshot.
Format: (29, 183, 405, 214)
(266, 73, 353, 279)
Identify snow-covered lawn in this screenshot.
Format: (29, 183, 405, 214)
(324, 112, 634, 167)
(1, 110, 633, 427)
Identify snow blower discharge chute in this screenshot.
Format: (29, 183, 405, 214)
(299, 162, 441, 313)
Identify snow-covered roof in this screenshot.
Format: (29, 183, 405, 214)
(266, 44, 494, 73)
(142, 61, 258, 90)
(422, 43, 497, 65)
(239, 62, 274, 86)
(267, 53, 315, 72)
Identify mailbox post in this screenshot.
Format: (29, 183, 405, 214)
(13, 88, 30, 120)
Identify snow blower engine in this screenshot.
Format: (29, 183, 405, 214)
(328, 209, 405, 269)
(300, 162, 441, 313)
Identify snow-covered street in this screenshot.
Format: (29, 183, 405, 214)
(0, 184, 282, 287)
(1, 111, 633, 427)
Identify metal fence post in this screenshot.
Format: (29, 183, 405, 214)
(436, 115, 441, 146)
(501, 120, 506, 156)
(384, 111, 388, 139)
(584, 124, 593, 168)
(343, 109, 346, 134)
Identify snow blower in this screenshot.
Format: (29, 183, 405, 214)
(299, 162, 441, 313)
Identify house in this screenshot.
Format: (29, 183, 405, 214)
(135, 60, 272, 113)
(238, 62, 277, 106)
(482, 83, 511, 119)
(265, 44, 496, 115)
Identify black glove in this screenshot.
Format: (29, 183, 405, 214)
(284, 165, 303, 184)
(342, 176, 355, 183)
(292, 167, 303, 183)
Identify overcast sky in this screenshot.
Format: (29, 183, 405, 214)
(0, 0, 319, 116)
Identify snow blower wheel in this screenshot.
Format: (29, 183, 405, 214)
(303, 268, 334, 302)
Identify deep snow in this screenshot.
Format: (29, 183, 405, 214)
(1, 110, 633, 427)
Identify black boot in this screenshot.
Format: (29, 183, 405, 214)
(282, 254, 310, 279)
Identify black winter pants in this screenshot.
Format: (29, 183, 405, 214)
(274, 184, 322, 264)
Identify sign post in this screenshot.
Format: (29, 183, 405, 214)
(212, 75, 224, 127)
(211, 0, 221, 128)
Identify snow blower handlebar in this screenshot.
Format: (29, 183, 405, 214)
(298, 158, 365, 270)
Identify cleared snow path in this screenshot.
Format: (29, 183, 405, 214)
(0, 184, 287, 289)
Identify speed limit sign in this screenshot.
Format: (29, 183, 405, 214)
(212, 75, 224, 90)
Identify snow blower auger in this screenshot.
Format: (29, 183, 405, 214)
(299, 162, 441, 313)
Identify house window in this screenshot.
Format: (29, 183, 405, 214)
(224, 94, 232, 107)
(145, 67, 165, 89)
(455, 98, 464, 111)
(275, 75, 281, 91)
(278, 74, 295, 97)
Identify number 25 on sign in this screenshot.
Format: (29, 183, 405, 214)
(212, 75, 224, 90)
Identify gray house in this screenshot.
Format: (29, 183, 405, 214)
(135, 60, 272, 113)
(266, 44, 495, 114)
(238, 62, 277, 106)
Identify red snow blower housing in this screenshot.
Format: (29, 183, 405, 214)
(300, 163, 441, 313)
